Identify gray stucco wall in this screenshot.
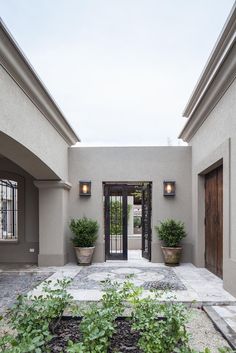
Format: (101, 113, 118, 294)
(189, 77, 236, 296)
(68, 146, 192, 263)
(0, 65, 69, 180)
(0, 156, 39, 263)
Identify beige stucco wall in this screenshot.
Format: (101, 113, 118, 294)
(189, 77, 236, 296)
(0, 65, 69, 180)
(0, 156, 39, 262)
(68, 146, 192, 263)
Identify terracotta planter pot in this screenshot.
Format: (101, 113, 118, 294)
(74, 246, 95, 265)
(161, 246, 182, 266)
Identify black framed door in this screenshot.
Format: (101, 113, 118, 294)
(104, 184, 128, 260)
(142, 183, 152, 261)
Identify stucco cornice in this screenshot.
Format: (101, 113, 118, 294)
(179, 4, 236, 142)
(34, 180, 72, 190)
(0, 18, 80, 146)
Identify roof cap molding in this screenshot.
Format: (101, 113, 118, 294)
(179, 44, 236, 142)
(182, 4, 236, 120)
(0, 18, 80, 146)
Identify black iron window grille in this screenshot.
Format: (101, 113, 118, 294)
(0, 179, 18, 240)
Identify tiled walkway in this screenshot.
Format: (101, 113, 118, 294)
(25, 251, 236, 306)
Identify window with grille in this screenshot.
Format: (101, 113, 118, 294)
(0, 179, 18, 240)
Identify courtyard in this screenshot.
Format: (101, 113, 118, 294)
(0, 1, 236, 352)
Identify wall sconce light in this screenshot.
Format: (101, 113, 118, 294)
(163, 181, 176, 196)
(79, 181, 91, 196)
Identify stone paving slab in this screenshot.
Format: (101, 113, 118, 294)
(204, 306, 236, 349)
(212, 306, 236, 332)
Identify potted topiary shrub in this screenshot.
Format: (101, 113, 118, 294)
(155, 219, 187, 266)
(69, 217, 99, 265)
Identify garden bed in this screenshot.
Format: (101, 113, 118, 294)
(48, 317, 142, 353)
(0, 278, 230, 353)
(47, 310, 230, 353)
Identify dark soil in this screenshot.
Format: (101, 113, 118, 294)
(108, 319, 142, 353)
(47, 318, 82, 353)
(47, 317, 142, 353)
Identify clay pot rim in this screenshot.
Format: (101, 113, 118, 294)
(161, 246, 182, 250)
(74, 246, 95, 250)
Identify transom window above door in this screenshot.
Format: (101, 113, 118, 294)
(0, 179, 18, 241)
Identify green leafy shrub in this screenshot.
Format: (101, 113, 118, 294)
(131, 293, 189, 353)
(0, 279, 74, 353)
(70, 217, 99, 247)
(68, 279, 141, 353)
(155, 219, 187, 247)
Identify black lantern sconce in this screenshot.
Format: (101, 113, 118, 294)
(163, 181, 176, 197)
(79, 181, 91, 196)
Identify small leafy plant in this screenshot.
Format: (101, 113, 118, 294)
(155, 219, 187, 247)
(67, 279, 141, 353)
(131, 291, 190, 353)
(0, 279, 74, 353)
(70, 217, 99, 247)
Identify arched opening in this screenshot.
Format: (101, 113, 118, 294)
(0, 132, 60, 180)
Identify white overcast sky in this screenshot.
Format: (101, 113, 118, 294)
(0, 0, 234, 145)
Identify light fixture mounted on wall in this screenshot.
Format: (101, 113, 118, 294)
(163, 181, 176, 197)
(79, 181, 91, 196)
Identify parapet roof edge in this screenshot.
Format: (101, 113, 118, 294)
(0, 18, 80, 145)
(182, 3, 236, 120)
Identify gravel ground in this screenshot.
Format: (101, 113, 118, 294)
(186, 308, 230, 352)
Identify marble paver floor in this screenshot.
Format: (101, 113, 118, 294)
(1, 260, 236, 311)
(65, 262, 236, 305)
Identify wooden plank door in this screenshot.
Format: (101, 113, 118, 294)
(205, 165, 223, 278)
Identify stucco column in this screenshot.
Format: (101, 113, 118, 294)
(34, 180, 71, 266)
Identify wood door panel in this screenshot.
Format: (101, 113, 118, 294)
(205, 165, 223, 278)
(217, 166, 223, 278)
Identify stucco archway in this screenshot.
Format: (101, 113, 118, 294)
(0, 132, 60, 180)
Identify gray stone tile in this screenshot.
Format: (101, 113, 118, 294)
(0, 272, 53, 314)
